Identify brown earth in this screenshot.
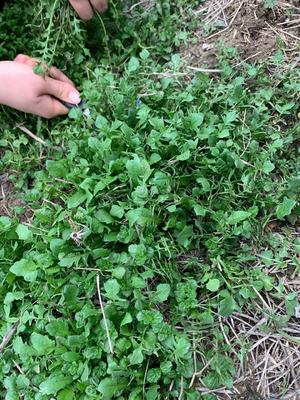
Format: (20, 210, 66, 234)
(183, 0, 300, 68)
(0, 173, 34, 223)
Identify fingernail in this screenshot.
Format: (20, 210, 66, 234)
(15, 54, 26, 62)
(68, 91, 81, 104)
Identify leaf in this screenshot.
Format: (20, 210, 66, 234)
(187, 113, 204, 130)
(67, 191, 87, 209)
(16, 224, 32, 241)
(227, 210, 251, 225)
(95, 209, 114, 224)
(176, 150, 190, 161)
(223, 111, 237, 124)
(10, 259, 37, 282)
(31, 333, 54, 355)
(176, 225, 193, 248)
(140, 49, 150, 60)
(126, 207, 152, 227)
(126, 155, 152, 183)
(193, 204, 207, 216)
(196, 177, 210, 192)
(206, 279, 220, 292)
(174, 337, 190, 359)
(128, 57, 140, 73)
(98, 378, 128, 396)
(95, 115, 109, 130)
(39, 374, 72, 395)
(0, 216, 12, 231)
(285, 292, 298, 317)
(112, 266, 126, 279)
(276, 197, 296, 219)
(262, 160, 275, 174)
(146, 385, 159, 400)
(46, 160, 67, 177)
(57, 389, 75, 400)
(171, 53, 181, 67)
(110, 205, 124, 219)
(104, 279, 120, 300)
(219, 295, 237, 317)
(129, 348, 144, 365)
(154, 284, 171, 302)
(120, 312, 133, 327)
(46, 320, 69, 337)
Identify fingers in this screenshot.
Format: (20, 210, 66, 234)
(68, 0, 93, 20)
(14, 54, 37, 67)
(90, 0, 108, 12)
(14, 54, 75, 87)
(48, 67, 75, 87)
(38, 95, 70, 119)
(43, 76, 81, 105)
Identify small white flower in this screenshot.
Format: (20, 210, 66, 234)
(70, 229, 86, 246)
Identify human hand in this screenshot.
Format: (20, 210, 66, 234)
(68, 0, 108, 21)
(0, 55, 80, 118)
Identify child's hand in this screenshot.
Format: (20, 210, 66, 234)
(68, 0, 107, 20)
(0, 55, 80, 118)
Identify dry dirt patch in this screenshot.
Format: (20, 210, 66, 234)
(0, 173, 34, 223)
(184, 0, 300, 68)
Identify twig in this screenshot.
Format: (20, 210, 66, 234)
(280, 390, 300, 400)
(0, 323, 18, 353)
(178, 376, 184, 400)
(96, 274, 114, 354)
(187, 66, 222, 73)
(235, 51, 263, 66)
(16, 124, 46, 145)
(206, 1, 244, 41)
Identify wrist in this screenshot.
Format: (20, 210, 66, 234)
(0, 61, 11, 105)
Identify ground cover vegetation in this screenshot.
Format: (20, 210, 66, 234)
(0, 0, 299, 399)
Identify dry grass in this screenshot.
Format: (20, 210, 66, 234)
(189, 228, 300, 400)
(184, 0, 300, 68)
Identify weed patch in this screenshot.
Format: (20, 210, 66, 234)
(0, 1, 299, 399)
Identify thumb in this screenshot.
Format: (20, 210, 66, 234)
(43, 76, 81, 104)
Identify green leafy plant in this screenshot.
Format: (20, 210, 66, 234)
(0, 0, 299, 399)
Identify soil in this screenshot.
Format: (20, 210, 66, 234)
(183, 0, 300, 68)
(0, 173, 33, 223)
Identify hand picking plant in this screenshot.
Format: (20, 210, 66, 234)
(0, 0, 299, 399)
